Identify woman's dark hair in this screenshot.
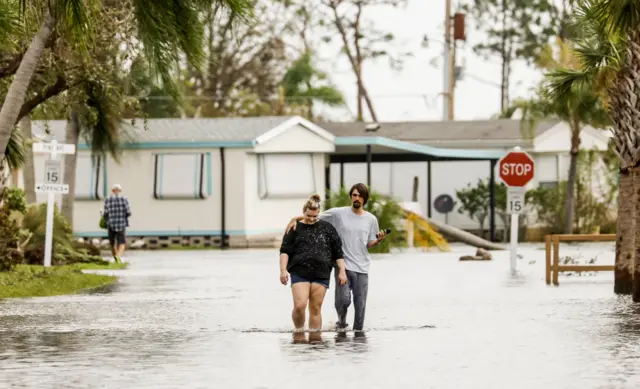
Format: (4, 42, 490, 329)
(349, 183, 370, 205)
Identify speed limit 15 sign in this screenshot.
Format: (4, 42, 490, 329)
(507, 187, 525, 214)
(45, 159, 61, 184)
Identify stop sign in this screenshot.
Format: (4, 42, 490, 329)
(498, 151, 535, 187)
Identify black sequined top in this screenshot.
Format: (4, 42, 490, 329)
(279, 220, 344, 280)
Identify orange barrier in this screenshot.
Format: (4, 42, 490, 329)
(545, 234, 616, 286)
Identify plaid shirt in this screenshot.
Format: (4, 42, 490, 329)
(103, 194, 131, 232)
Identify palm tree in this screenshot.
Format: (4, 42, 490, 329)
(543, 0, 640, 297)
(502, 37, 610, 235)
(0, 0, 253, 173)
(278, 51, 345, 119)
(0, 125, 26, 201)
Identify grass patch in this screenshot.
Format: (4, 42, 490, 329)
(72, 262, 129, 270)
(0, 264, 118, 299)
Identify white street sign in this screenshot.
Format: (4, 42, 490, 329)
(33, 142, 76, 155)
(35, 183, 69, 194)
(45, 159, 62, 184)
(507, 187, 526, 215)
(37, 139, 73, 268)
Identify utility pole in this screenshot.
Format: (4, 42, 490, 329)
(442, 1, 466, 121)
(442, 0, 452, 121)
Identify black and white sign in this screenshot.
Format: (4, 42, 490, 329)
(32, 142, 76, 155)
(35, 183, 69, 194)
(45, 160, 61, 184)
(507, 187, 525, 214)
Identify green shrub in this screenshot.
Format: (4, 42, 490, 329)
(3, 187, 27, 214)
(19, 203, 105, 266)
(21, 203, 74, 252)
(0, 206, 23, 272)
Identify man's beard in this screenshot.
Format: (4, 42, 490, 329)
(352, 201, 361, 209)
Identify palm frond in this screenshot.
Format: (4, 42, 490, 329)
(53, 0, 100, 50)
(131, 0, 255, 103)
(590, 0, 640, 37)
(0, 0, 23, 52)
(77, 81, 125, 162)
(4, 126, 25, 171)
(543, 68, 594, 104)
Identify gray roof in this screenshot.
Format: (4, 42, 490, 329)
(316, 119, 561, 148)
(31, 116, 298, 144)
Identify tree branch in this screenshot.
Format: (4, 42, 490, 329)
(15, 76, 69, 123)
(0, 32, 57, 80)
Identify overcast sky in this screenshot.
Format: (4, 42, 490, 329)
(312, 0, 551, 123)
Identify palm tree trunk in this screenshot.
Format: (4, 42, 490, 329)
(563, 121, 580, 233)
(0, 12, 55, 165)
(633, 166, 640, 301)
(615, 168, 634, 295)
(61, 112, 80, 228)
(19, 116, 36, 203)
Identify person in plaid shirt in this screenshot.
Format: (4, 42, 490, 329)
(103, 184, 131, 263)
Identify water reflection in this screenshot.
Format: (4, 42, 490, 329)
(335, 332, 369, 354)
(282, 331, 369, 358)
(0, 328, 191, 362)
(1, 245, 639, 389)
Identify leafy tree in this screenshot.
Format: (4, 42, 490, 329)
(501, 37, 610, 234)
(455, 178, 525, 241)
(176, 0, 292, 118)
(121, 56, 182, 119)
(461, 0, 559, 110)
(318, 0, 412, 122)
(540, 0, 639, 296)
(0, 0, 254, 176)
(278, 51, 345, 119)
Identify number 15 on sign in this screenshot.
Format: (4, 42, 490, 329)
(45, 160, 61, 184)
(507, 187, 525, 214)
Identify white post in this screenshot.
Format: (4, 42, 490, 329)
(510, 213, 518, 275)
(43, 139, 57, 268)
(510, 146, 519, 276)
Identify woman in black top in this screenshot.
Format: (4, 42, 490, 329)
(279, 194, 347, 333)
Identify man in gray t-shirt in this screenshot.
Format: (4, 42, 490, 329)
(285, 183, 387, 331)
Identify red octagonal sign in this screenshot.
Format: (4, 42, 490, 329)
(499, 150, 535, 187)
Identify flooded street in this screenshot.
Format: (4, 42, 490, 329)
(2, 242, 640, 389)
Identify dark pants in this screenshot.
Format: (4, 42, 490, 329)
(108, 229, 126, 246)
(334, 269, 369, 331)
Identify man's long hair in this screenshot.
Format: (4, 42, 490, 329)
(349, 183, 370, 206)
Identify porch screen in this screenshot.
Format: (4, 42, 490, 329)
(153, 152, 212, 199)
(75, 155, 106, 200)
(258, 153, 315, 198)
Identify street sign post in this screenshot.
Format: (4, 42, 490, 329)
(32, 139, 76, 267)
(498, 147, 535, 276)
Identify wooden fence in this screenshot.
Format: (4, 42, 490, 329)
(545, 234, 616, 286)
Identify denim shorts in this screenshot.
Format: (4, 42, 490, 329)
(290, 273, 330, 289)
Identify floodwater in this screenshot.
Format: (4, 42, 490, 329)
(1, 241, 639, 389)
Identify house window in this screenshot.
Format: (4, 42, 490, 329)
(258, 153, 316, 198)
(153, 152, 211, 199)
(75, 155, 106, 200)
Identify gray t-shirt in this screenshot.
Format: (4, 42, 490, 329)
(319, 206, 379, 274)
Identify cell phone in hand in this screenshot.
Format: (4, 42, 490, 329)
(378, 228, 391, 239)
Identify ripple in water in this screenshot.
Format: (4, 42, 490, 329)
(2, 246, 640, 389)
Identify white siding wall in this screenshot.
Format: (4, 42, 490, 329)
(244, 152, 326, 234)
(16, 147, 248, 237)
